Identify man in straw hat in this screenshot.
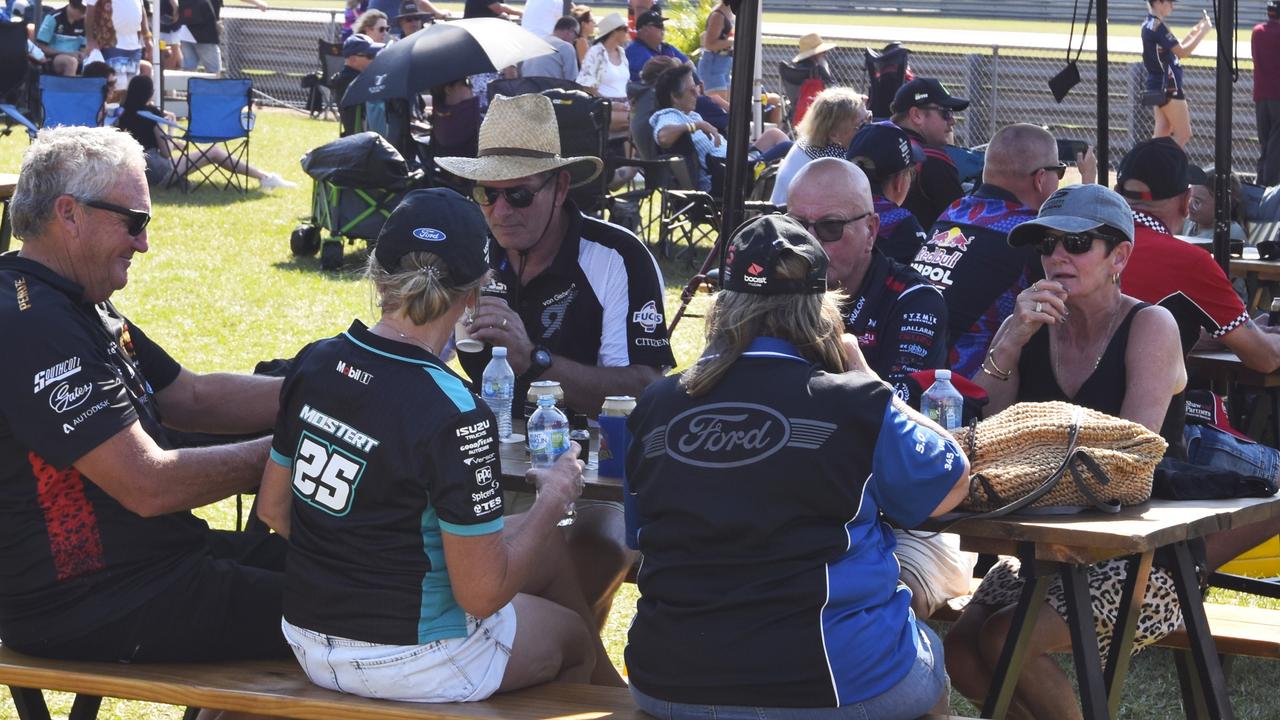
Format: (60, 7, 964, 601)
(438, 93, 674, 629)
(792, 32, 837, 82)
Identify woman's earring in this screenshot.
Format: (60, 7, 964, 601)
(1112, 272, 1121, 286)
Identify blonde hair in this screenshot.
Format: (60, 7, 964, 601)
(795, 87, 865, 147)
(680, 254, 848, 397)
(365, 251, 488, 326)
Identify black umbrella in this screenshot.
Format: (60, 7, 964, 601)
(341, 18, 555, 107)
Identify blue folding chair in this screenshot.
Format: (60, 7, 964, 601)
(38, 75, 107, 130)
(181, 77, 255, 193)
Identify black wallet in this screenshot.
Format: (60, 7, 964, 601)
(1049, 62, 1081, 103)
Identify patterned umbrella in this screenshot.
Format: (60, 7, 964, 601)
(341, 18, 555, 107)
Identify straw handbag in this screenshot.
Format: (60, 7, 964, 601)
(954, 401, 1167, 516)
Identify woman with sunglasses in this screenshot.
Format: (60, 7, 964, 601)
(1141, 0, 1211, 147)
(115, 75, 295, 190)
(944, 183, 1192, 719)
(650, 63, 789, 193)
(570, 4, 595, 63)
(353, 8, 390, 42)
(257, 188, 622, 703)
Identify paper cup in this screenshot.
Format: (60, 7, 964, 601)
(454, 320, 484, 353)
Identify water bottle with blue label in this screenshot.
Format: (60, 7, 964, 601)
(528, 394, 574, 525)
(481, 347, 515, 440)
(921, 369, 964, 431)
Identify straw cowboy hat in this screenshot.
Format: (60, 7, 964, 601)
(436, 94, 603, 187)
(792, 33, 837, 63)
(592, 12, 627, 43)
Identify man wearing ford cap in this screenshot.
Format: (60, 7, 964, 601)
(439, 93, 674, 631)
(625, 213, 969, 718)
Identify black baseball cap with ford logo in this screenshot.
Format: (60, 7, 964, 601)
(890, 77, 970, 115)
(375, 188, 490, 283)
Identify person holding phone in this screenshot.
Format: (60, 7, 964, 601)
(1141, 0, 1212, 147)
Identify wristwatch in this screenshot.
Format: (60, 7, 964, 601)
(524, 345, 553, 381)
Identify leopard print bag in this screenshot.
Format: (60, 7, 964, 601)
(953, 401, 1167, 516)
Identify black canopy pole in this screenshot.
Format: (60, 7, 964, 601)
(718, 0, 758, 271)
(1212, 0, 1235, 273)
(1097, 0, 1109, 185)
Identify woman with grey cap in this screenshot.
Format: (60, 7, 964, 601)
(944, 183, 1191, 718)
(624, 214, 969, 719)
(256, 188, 621, 702)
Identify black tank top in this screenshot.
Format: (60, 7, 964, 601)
(707, 6, 732, 41)
(1018, 302, 1186, 459)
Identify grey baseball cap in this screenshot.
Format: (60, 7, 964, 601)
(1007, 184, 1135, 247)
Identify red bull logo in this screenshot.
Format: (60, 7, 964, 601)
(929, 227, 973, 251)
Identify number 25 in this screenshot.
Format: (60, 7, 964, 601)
(293, 437, 361, 514)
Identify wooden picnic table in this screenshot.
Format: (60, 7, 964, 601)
(498, 422, 624, 502)
(1229, 256, 1280, 312)
(923, 496, 1280, 719)
(1, 173, 17, 253)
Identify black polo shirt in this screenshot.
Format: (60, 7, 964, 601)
(842, 251, 948, 397)
(459, 202, 675, 415)
(0, 254, 207, 648)
(463, 0, 501, 17)
(624, 337, 964, 707)
(271, 322, 504, 646)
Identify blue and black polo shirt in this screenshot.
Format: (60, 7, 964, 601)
(271, 321, 505, 646)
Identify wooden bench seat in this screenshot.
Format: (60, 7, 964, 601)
(928, 579, 1280, 661)
(0, 648, 645, 720)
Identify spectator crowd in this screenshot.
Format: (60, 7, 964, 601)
(3, 1, 1280, 720)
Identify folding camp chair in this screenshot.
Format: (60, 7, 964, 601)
(864, 42, 911, 120)
(778, 61, 825, 129)
(314, 39, 344, 118)
(0, 21, 39, 138)
(179, 78, 254, 193)
(37, 74, 107, 130)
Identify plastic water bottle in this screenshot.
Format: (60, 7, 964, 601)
(527, 394, 571, 468)
(921, 369, 964, 431)
(481, 347, 515, 440)
(529, 395, 575, 526)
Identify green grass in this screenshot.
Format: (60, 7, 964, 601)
(2, 111, 1278, 719)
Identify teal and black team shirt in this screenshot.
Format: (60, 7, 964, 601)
(624, 337, 964, 707)
(270, 321, 504, 646)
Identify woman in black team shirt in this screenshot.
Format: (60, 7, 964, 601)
(114, 75, 294, 189)
(257, 188, 621, 703)
(947, 183, 1278, 719)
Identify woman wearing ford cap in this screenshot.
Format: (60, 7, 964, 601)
(623, 214, 970, 720)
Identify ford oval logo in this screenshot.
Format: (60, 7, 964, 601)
(665, 402, 790, 468)
(412, 227, 446, 241)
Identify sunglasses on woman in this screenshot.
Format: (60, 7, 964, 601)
(84, 199, 151, 236)
(788, 211, 873, 243)
(472, 175, 556, 208)
(1035, 231, 1117, 256)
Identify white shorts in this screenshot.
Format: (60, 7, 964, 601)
(894, 530, 976, 615)
(281, 604, 517, 703)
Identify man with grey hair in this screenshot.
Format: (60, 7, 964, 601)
(912, 123, 1095, 379)
(787, 157, 968, 618)
(0, 126, 289, 664)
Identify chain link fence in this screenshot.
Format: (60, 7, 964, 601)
(759, 36, 1260, 178)
(215, 7, 343, 110)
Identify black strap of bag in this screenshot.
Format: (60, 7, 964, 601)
(1049, 0, 1093, 102)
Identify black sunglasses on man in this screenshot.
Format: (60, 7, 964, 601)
(84, 199, 151, 237)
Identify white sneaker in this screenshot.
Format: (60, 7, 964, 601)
(259, 173, 298, 190)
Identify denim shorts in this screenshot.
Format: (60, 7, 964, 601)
(1184, 424, 1280, 483)
(281, 604, 517, 703)
(631, 623, 946, 720)
(697, 51, 733, 92)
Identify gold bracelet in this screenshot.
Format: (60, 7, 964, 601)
(986, 347, 1013, 378)
(980, 362, 1011, 381)
(687, 122, 697, 134)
